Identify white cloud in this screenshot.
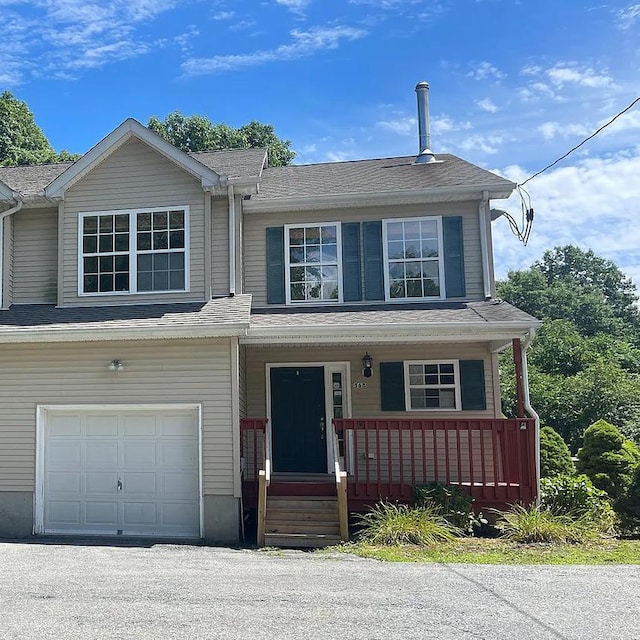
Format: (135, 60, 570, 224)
(182, 25, 367, 76)
(275, 0, 311, 15)
(349, 0, 423, 7)
(616, 3, 640, 29)
(212, 11, 235, 20)
(546, 64, 615, 89)
(431, 115, 472, 135)
(468, 61, 505, 81)
(537, 121, 590, 140)
(459, 134, 503, 154)
(492, 150, 640, 288)
(477, 97, 499, 113)
(376, 116, 416, 135)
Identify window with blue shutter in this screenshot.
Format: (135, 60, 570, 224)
(380, 362, 406, 411)
(363, 221, 384, 301)
(443, 216, 465, 298)
(266, 227, 285, 304)
(459, 360, 486, 410)
(342, 222, 362, 302)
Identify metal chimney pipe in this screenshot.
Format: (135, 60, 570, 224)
(415, 81, 437, 164)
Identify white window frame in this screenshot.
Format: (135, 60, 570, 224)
(382, 215, 446, 302)
(77, 206, 190, 297)
(404, 360, 462, 412)
(284, 221, 343, 305)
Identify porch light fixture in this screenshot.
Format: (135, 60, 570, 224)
(108, 359, 124, 372)
(362, 352, 373, 378)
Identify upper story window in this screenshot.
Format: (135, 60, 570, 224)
(79, 207, 189, 296)
(404, 360, 461, 411)
(382, 216, 444, 301)
(284, 222, 343, 304)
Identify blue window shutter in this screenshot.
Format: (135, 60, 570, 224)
(266, 227, 285, 304)
(443, 216, 466, 298)
(459, 360, 486, 410)
(363, 221, 384, 300)
(342, 222, 362, 302)
(380, 362, 406, 411)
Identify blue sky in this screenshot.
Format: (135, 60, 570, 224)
(1, 0, 639, 286)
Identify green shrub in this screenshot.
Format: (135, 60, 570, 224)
(540, 474, 616, 533)
(494, 504, 599, 544)
(355, 502, 460, 546)
(412, 483, 476, 532)
(576, 419, 640, 501)
(618, 465, 640, 531)
(540, 426, 574, 478)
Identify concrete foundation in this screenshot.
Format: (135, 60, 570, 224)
(0, 492, 33, 538)
(203, 495, 241, 543)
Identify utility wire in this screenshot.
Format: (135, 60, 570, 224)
(520, 95, 640, 186)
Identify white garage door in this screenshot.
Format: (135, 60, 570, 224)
(40, 407, 200, 538)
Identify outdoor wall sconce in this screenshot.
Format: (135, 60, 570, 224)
(362, 352, 373, 378)
(108, 359, 125, 372)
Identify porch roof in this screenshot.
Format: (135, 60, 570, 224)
(244, 300, 540, 345)
(0, 295, 252, 343)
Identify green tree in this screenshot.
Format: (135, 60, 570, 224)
(539, 426, 574, 478)
(575, 420, 639, 502)
(147, 112, 295, 167)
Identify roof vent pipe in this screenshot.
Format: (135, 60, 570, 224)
(415, 81, 438, 164)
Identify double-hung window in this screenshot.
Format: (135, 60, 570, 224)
(383, 216, 444, 300)
(284, 222, 342, 304)
(404, 360, 461, 411)
(79, 207, 189, 295)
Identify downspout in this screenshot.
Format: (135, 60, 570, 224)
(228, 184, 236, 296)
(0, 194, 23, 309)
(479, 190, 492, 300)
(521, 327, 541, 505)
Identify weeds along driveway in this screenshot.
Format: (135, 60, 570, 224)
(0, 541, 638, 640)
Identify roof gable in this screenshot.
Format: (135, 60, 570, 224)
(0, 178, 16, 201)
(45, 119, 225, 199)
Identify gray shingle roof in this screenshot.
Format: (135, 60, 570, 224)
(249, 300, 539, 328)
(0, 295, 252, 339)
(252, 154, 514, 201)
(0, 162, 74, 197)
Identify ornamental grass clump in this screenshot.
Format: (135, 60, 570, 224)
(356, 502, 460, 546)
(494, 504, 599, 544)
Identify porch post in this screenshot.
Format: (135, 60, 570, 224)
(512, 338, 526, 418)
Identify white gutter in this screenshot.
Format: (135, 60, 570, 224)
(0, 194, 23, 309)
(228, 184, 236, 295)
(479, 191, 492, 300)
(521, 327, 541, 505)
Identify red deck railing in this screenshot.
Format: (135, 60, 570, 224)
(334, 418, 537, 508)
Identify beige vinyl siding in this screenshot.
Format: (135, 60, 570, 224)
(211, 196, 229, 296)
(244, 342, 496, 419)
(13, 207, 58, 304)
(243, 201, 483, 307)
(62, 139, 207, 306)
(0, 339, 234, 496)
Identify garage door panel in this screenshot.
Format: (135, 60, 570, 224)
(86, 501, 118, 525)
(48, 415, 82, 437)
(48, 442, 81, 466)
(48, 501, 81, 525)
(122, 415, 157, 437)
(122, 472, 156, 495)
(43, 407, 200, 538)
(86, 472, 118, 495)
(85, 442, 118, 466)
(48, 472, 81, 494)
(123, 442, 157, 466)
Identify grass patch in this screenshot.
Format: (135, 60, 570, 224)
(336, 538, 640, 565)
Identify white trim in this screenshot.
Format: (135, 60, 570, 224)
(228, 185, 236, 295)
(284, 221, 344, 305)
(382, 215, 445, 302)
(45, 119, 223, 198)
(77, 206, 190, 297)
(265, 362, 351, 474)
(243, 184, 516, 213)
(35, 403, 204, 538)
(479, 192, 492, 300)
(403, 360, 462, 412)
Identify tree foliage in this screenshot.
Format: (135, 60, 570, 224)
(147, 112, 295, 167)
(575, 420, 640, 502)
(539, 426, 574, 478)
(0, 92, 80, 166)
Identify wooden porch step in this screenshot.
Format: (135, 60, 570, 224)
(266, 521, 341, 535)
(264, 533, 342, 549)
(267, 496, 338, 511)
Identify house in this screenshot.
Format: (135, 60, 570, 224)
(0, 84, 540, 546)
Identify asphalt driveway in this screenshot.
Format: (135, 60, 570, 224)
(0, 541, 638, 640)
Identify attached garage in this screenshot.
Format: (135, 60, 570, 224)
(35, 405, 202, 538)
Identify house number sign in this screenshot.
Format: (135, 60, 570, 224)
(352, 382, 367, 389)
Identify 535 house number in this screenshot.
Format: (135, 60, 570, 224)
(352, 382, 367, 389)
